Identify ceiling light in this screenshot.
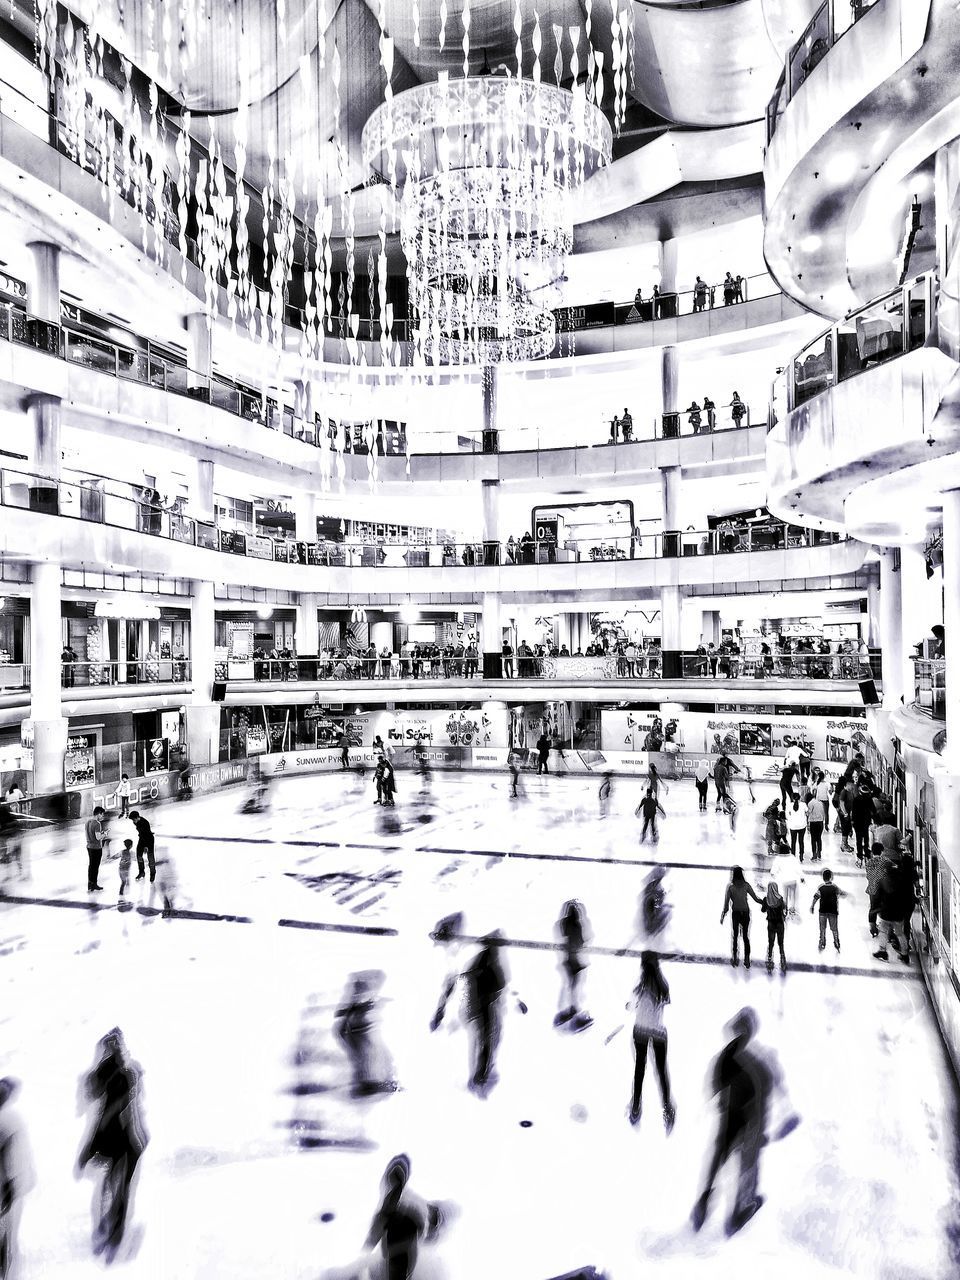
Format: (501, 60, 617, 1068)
(399, 605, 420, 625)
(255, 606, 274, 620)
(800, 235, 822, 253)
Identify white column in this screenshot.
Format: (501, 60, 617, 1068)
(658, 238, 678, 295)
(194, 459, 215, 523)
(481, 591, 502, 678)
(660, 585, 682, 650)
(28, 394, 62, 482)
(296, 593, 319, 654)
(661, 345, 679, 416)
(481, 480, 499, 543)
(878, 548, 903, 708)
(661, 465, 682, 529)
(866, 572, 881, 646)
(942, 490, 960, 766)
(900, 544, 929, 707)
(186, 312, 213, 393)
(185, 579, 219, 765)
(27, 241, 60, 323)
(295, 491, 317, 543)
(29, 560, 68, 792)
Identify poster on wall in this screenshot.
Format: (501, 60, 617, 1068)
(738, 722, 772, 755)
(64, 732, 98, 788)
(146, 738, 169, 773)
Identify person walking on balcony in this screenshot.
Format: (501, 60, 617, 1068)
(501, 640, 514, 680)
(693, 276, 708, 313)
(723, 272, 736, 306)
(734, 275, 744, 304)
(62, 643, 78, 688)
(621, 408, 634, 443)
(731, 391, 747, 426)
(702, 396, 717, 432)
(609, 414, 620, 444)
(686, 400, 702, 433)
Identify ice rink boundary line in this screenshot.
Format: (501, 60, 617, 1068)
(164, 832, 867, 880)
(0, 891, 914, 979)
(444, 932, 922, 982)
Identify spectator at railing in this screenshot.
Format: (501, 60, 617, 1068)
(505, 535, 517, 564)
(686, 400, 702, 432)
(519, 532, 535, 563)
(621, 408, 634, 442)
(702, 396, 717, 432)
(693, 277, 708, 312)
(731, 392, 747, 426)
(930, 624, 945, 658)
(61, 643, 77, 688)
(610, 414, 620, 444)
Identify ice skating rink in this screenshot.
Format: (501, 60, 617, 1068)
(1, 768, 958, 1279)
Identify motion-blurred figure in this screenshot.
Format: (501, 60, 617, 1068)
(691, 1008, 798, 1236)
(617, 866, 673, 956)
(555, 901, 592, 1030)
(0, 1078, 34, 1279)
(335, 972, 396, 1099)
(364, 1154, 443, 1280)
(598, 771, 613, 818)
(429, 914, 466, 1031)
(463, 931, 526, 1095)
(76, 1029, 148, 1261)
(507, 751, 523, 800)
(147, 851, 179, 915)
(627, 953, 675, 1131)
(240, 770, 270, 814)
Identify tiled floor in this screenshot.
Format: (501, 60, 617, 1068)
(1, 769, 958, 1278)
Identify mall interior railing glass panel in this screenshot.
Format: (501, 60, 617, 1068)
(223, 650, 880, 684)
(0, 466, 843, 570)
(912, 657, 946, 719)
(766, 0, 884, 143)
(60, 659, 192, 689)
(787, 273, 934, 410)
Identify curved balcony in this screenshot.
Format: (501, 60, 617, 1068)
(763, 0, 951, 315)
(0, 465, 865, 597)
(765, 272, 960, 538)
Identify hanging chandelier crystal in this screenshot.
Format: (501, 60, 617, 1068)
(362, 74, 612, 366)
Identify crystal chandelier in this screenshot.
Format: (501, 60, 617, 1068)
(362, 74, 612, 366)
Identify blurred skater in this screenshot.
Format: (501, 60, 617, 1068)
(691, 1008, 798, 1236)
(647, 762, 669, 800)
(598, 771, 613, 818)
(720, 867, 762, 968)
(0, 1078, 34, 1279)
(627, 953, 676, 1132)
(463, 932, 526, 1095)
(761, 882, 787, 972)
(694, 760, 710, 813)
(335, 973, 395, 1098)
(618, 866, 672, 954)
(536, 733, 551, 775)
(429, 914, 466, 1031)
(507, 751, 524, 800)
(76, 1029, 148, 1262)
(364, 1154, 442, 1280)
(117, 839, 133, 899)
(555, 901, 592, 1030)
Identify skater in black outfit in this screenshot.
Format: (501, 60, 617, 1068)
(0, 1076, 34, 1279)
(128, 811, 155, 882)
(535, 733, 551, 774)
(691, 1008, 797, 1237)
(636, 788, 666, 843)
(627, 952, 676, 1132)
(339, 730, 351, 770)
(720, 867, 763, 968)
(761, 882, 787, 972)
(364, 1154, 441, 1280)
(598, 770, 613, 817)
(76, 1029, 148, 1262)
(335, 973, 395, 1098)
(463, 932, 526, 1094)
(555, 901, 591, 1030)
(507, 751, 522, 799)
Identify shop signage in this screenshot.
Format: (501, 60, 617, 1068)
(246, 535, 274, 560)
(553, 301, 615, 332)
(146, 738, 169, 773)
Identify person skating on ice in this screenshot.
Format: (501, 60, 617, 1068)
(760, 881, 788, 972)
(461, 931, 526, 1096)
(0, 1077, 34, 1279)
(535, 732, 551, 775)
(720, 867, 763, 968)
(694, 759, 710, 812)
(810, 868, 846, 952)
(626, 952, 676, 1132)
(127, 811, 155, 882)
(598, 770, 613, 818)
(636, 788, 666, 843)
(76, 1029, 148, 1263)
(335, 972, 396, 1098)
(691, 1008, 798, 1237)
(117, 838, 133, 901)
(364, 1154, 442, 1280)
(554, 901, 592, 1031)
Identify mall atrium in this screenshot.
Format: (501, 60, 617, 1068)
(0, 0, 958, 1276)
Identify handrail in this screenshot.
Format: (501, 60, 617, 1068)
(766, 0, 883, 144)
(779, 271, 935, 413)
(0, 464, 845, 569)
(61, 658, 192, 689)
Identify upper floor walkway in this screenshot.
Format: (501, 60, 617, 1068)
(0, 462, 867, 597)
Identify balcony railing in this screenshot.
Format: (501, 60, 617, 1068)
(766, 0, 883, 143)
(0, 466, 845, 571)
(913, 657, 946, 719)
(224, 650, 879, 685)
(784, 272, 935, 412)
(61, 659, 192, 689)
(0, 663, 30, 691)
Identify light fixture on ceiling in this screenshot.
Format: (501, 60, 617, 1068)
(399, 604, 419, 625)
(362, 77, 611, 366)
(255, 606, 274, 620)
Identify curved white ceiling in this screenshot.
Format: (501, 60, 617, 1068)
(631, 0, 781, 126)
(760, 0, 825, 58)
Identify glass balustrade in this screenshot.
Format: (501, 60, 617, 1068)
(784, 272, 934, 411)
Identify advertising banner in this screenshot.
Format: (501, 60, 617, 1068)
(246, 535, 274, 560)
(146, 738, 169, 773)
